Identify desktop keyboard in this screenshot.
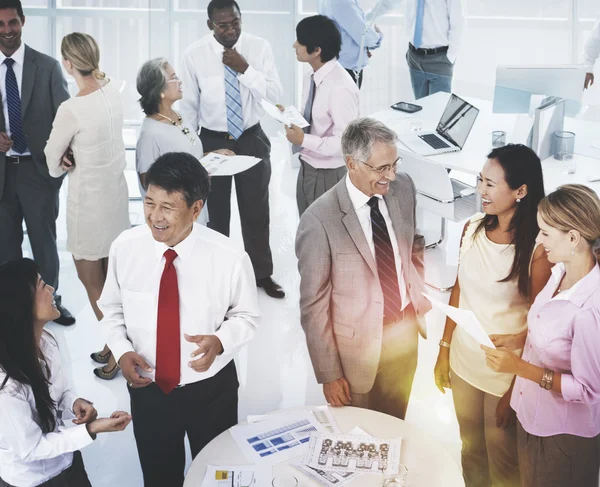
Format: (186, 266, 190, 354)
(419, 133, 451, 150)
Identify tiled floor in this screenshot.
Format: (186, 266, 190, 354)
(30, 139, 466, 486)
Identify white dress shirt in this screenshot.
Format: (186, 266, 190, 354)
(0, 331, 93, 487)
(583, 19, 600, 72)
(401, 0, 466, 64)
(0, 42, 31, 156)
(179, 32, 283, 133)
(99, 223, 260, 386)
(345, 176, 409, 310)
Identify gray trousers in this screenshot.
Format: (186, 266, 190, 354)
(351, 309, 419, 420)
(517, 420, 600, 487)
(451, 371, 520, 487)
(0, 158, 60, 290)
(297, 159, 347, 216)
(405, 47, 454, 100)
(0, 451, 90, 487)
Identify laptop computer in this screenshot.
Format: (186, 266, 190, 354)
(398, 94, 480, 156)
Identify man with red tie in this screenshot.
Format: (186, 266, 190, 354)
(98, 152, 260, 487)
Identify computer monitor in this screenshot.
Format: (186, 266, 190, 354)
(493, 65, 586, 117)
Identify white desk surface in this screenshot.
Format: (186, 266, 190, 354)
(183, 406, 464, 487)
(371, 92, 600, 194)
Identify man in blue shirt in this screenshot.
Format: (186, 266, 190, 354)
(318, 0, 383, 88)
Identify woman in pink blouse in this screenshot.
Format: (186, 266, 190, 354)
(482, 184, 600, 487)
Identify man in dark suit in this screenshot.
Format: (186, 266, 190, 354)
(296, 118, 430, 419)
(0, 0, 74, 325)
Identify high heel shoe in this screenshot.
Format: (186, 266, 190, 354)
(90, 350, 112, 364)
(93, 363, 120, 380)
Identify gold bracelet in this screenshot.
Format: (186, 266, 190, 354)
(544, 369, 554, 390)
(439, 339, 451, 349)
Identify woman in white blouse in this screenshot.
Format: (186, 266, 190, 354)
(433, 144, 552, 486)
(135, 58, 233, 224)
(0, 258, 131, 487)
(44, 33, 130, 380)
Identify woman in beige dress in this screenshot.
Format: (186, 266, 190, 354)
(45, 33, 129, 380)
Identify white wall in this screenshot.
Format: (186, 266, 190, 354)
(21, 0, 600, 126)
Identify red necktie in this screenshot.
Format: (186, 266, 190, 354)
(155, 249, 180, 394)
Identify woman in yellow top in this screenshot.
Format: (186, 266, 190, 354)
(434, 144, 552, 486)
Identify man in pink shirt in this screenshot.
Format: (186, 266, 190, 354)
(285, 15, 360, 215)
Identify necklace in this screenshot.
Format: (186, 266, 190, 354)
(155, 111, 196, 145)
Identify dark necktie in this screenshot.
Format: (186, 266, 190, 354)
(156, 249, 180, 394)
(367, 197, 402, 324)
(4, 58, 27, 154)
(292, 74, 316, 154)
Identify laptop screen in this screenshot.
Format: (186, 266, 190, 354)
(436, 94, 480, 149)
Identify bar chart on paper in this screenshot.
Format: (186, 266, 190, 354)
(230, 411, 326, 465)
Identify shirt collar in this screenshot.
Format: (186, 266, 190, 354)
(345, 174, 381, 211)
(550, 261, 600, 307)
(209, 33, 244, 57)
(0, 42, 25, 66)
(153, 223, 199, 262)
(312, 59, 338, 87)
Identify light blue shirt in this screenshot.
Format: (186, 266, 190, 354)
(318, 0, 383, 72)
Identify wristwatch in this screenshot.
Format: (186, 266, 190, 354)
(439, 339, 451, 349)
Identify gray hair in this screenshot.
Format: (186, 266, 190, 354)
(137, 57, 170, 116)
(341, 118, 398, 162)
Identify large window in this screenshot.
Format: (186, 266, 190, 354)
(21, 0, 600, 127)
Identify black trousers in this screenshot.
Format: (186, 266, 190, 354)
(0, 158, 61, 290)
(345, 68, 363, 89)
(0, 451, 90, 487)
(200, 125, 273, 280)
(128, 361, 239, 487)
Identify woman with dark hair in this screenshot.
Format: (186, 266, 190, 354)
(433, 144, 553, 486)
(0, 258, 131, 487)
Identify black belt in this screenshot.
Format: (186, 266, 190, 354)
(200, 123, 261, 140)
(6, 155, 32, 164)
(409, 43, 448, 56)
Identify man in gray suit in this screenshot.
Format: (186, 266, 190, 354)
(0, 0, 74, 325)
(296, 118, 430, 419)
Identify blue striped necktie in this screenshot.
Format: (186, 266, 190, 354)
(413, 0, 425, 48)
(224, 65, 244, 140)
(367, 197, 402, 323)
(4, 58, 27, 154)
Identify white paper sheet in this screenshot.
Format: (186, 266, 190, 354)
(261, 100, 309, 128)
(230, 410, 327, 465)
(294, 463, 360, 486)
(247, 407, 340, 434)
(200, 465, 266, 487)
(200, 153, 261, 176)
(423, 293, 495, 348)
(303, 432, 401, 475)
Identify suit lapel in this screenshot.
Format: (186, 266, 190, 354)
(337, 180, 378, 277)
(21, 46, 36, 117)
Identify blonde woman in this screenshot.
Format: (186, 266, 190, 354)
(44, 33, 130, 380)
(483, 184, 600, 487)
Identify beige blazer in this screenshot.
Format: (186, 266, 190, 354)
(295, 174, 430, 394)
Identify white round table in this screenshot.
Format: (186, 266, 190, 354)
(184, 406, 464, 487)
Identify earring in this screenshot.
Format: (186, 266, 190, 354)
(516, 198, 521, 203)
(571, 249, 575, 256)
(160, 93, 165, 99)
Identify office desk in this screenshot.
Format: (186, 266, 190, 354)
(371, 92, 600, 194)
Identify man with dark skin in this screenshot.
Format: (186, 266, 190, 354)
(180, 0, 286, 299)
(0, 0, 74, 325)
